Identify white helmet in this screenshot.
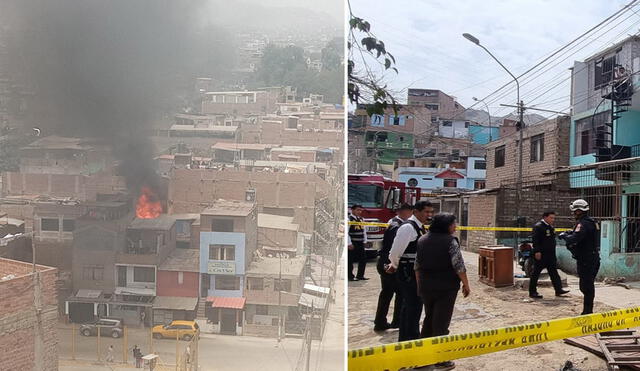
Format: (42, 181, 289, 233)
(569, 199, 589, 212)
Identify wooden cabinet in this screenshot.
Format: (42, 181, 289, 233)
(478, 246, 514, 287)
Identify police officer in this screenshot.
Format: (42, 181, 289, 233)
(529, 211, 570, 299)
(348, 204, 368, 281)
(386, 200, 434, 342)
(559, 199, 601, 315)
(373, 203, 413, 332)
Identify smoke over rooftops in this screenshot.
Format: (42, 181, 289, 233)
(1, 0, 226, 191)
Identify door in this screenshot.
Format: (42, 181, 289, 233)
(220, 309, 236, 334)
(164, 324, 178, 339)
(117, 266, 127, 287)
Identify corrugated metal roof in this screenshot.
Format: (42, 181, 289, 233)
(208, 296, 246, 310)
(153, 296, 198, 311)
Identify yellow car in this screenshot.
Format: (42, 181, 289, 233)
(152, 320, 199, 340)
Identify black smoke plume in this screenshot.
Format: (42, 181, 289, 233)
(1, 0, 233, 192)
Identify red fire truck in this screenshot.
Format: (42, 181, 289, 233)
(348, 173, 421, 257)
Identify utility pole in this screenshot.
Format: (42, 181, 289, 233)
(305, 302, 313, 371)
(278, 252, 282, 343)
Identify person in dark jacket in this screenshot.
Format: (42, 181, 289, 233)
(529, 211, 570, 299)
(373, 203, 413, 332)
(386, 200, 434, 342)
(559, 199, 601, 315)
(415, 213, 470, 371)
(348, 204, 368, 281)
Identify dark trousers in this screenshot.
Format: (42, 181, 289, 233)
(374, 271, 402, 327)
(529, 258, 564, 295)
(348, 242, 366, 279)
(577, 257, 600, 314)
(420, 289, 458, 338)
(397, 265, 422, 342)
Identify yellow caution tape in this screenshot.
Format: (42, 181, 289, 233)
(348, 221, 572, 232)
(348, 306, 640, 370)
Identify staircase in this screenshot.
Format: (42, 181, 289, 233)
(196, 298, 207, 319)
(594, 76, 633, 181)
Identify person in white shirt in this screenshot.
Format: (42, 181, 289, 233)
(386, 200, 434, 342)
(374, 203, 413, 331)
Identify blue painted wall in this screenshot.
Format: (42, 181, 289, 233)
(469, 125, 500, 145)
(556, 221, 640, 280)
(200, 232, 246, 298)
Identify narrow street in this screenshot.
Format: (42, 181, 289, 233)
(58, 263, 344, 371)
(347, 250, 638, 371)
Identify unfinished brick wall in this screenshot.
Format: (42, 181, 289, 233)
(0, 259, 58, 371)
(2, 170, 126, 201)
(485, 116, 570, 189)
(465, 193, 498, 251)
(168, 169, 327, 233)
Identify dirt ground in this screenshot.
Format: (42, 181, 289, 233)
(348, 251, 615, 371)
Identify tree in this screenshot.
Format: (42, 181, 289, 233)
(348, 2, 398, 115)
(252, 41, 344, 104)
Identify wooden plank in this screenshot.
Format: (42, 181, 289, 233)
(564, 334, 640, 371)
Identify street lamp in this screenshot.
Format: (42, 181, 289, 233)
(472, 97, 493, 142)
(464, 32, 525, 241)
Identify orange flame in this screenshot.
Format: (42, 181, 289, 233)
(136, 187, 162, 219)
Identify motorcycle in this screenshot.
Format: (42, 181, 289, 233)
(517, 237, 535, 277)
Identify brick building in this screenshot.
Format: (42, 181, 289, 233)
(244, 256, 306, 337)
(199, 200, 257, 335)
(0, 258, 58, 371)
(168, 168, 330, 234)
(461, 116, 574, 250)
(484, 116, 571, 188)
(407, 88, 465, 120)
(201, 91, 278, 116)
(154, 248, 200, 325)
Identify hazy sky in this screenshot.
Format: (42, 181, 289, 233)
(350, 0, 635, 118)
(236, 0, 343, 23)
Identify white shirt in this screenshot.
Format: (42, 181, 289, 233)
(347, 213, 368, 245)
(388, 215, 424, 268)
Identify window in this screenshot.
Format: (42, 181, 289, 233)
(452, 149, 460, 158)
(274, 279, 292, 292)
(133, 267, 155, 283)
(474, 160, 487, 170)
(594, 54, 616, 89)
(365, 131, 388, 142)
(178, 272, 184, 285)
(389, 115, 406, 126)
(474, 180, 486, 190)
(431, 116, 438, 123)
(62, 219, 75, 232)
(495, 146, 506, 167)
(255, 305, 268, 315)
(575, 112, 610, 156)
(247, 277, 264, 290)
(443, 179, 457, 188)
(41, 218, 59, 232)
(370, 114, 385, 127)
(209, 245, 235, 261)
(530, 134, 545, 162)
(464, 121, 470, 128)
(215, 276, 240, 290)
(442, 121, 452, 127)
(211, 218, 233, 232)
(83, 266, 104, 281)
(425, 104, 439, 110)
(409, 160, 415, 167)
